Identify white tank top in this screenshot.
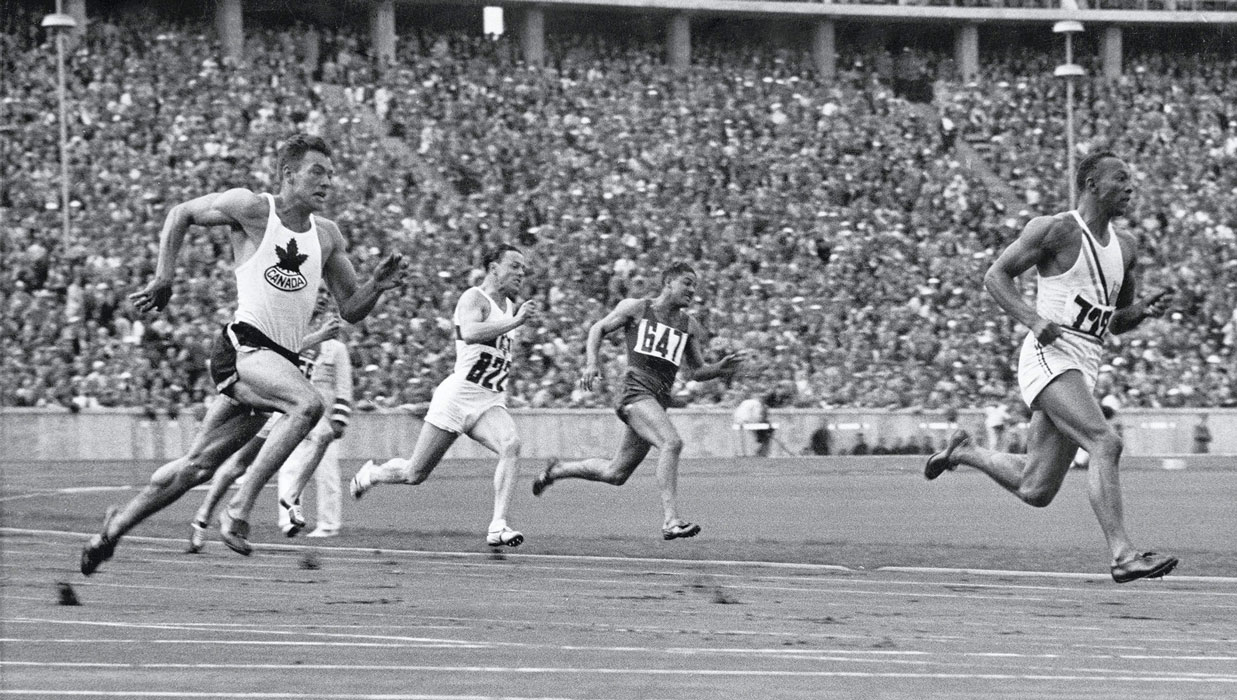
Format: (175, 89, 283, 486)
(233, 193, 323, 352)
(452, 288, 515, 393)
(1034, 210, 1124, 344)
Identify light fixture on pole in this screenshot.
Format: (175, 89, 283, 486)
(1053, 20, 1085, 209)
(42, 7, 77, 248)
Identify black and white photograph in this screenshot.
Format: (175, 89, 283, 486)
(2, 0, 1235, 697)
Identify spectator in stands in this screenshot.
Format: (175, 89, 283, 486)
(2, 9, 1235, 419)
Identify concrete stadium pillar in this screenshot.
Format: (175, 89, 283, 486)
(812, 20, 837, 81)
(954, 23, 979, 82)
(303, 26, 320, 76)
(519, 7, 545, 67)
(369, 0, 396, 65)
(667, 13, 691, 73)
(215, 0, 244, 62)
(65, 0, 86, 42)
(1102, 25, 1123, 80)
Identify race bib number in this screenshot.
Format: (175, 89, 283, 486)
(633, 319, 688, 366)
(1070, 295, 1115, 338)
(464, 352, 510, 392)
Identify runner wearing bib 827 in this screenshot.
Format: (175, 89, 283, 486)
(531, 262, 750, 541)
(352, 244, 540, 548)
(924, 151, 1178, 585)
(424, 287, 517, 432)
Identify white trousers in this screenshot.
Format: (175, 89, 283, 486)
(277, 418, 342, 532)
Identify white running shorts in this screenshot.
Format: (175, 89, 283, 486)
(1017, 331, 1103, 408)
(424, 374, 506, 435)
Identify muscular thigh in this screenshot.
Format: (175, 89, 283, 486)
(467, 406, 518, 455)
(186, 398, 270, 467)
(230, 349, 317, 414)
(1035, 369, 1114, 449)
(1021, 409, 1078, 494)
(618, 425, 653, 468)
(622, 399, 680, 450)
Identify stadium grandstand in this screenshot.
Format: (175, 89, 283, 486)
(2, 0, 1235, 420)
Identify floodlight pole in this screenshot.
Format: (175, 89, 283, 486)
(1054, 21, 1085, 210)
(43, 4, 77, 248)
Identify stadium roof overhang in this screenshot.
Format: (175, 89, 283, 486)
(398, 0, 1237, 26)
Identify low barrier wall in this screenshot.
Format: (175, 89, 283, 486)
(0, 407, 1230, 461)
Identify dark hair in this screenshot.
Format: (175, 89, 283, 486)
(277, 134, 332, 177)
(1076, 150, 1120, 193)
(662, 262, 697, 287)
(482, 244, 521, 272)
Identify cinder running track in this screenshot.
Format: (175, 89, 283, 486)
(2, 457, 1234, 699)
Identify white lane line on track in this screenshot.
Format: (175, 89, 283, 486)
(7, 619, 1237, 663)
(6, 526, 1237, 584)
(0, 486, 136, 503)
(3, 620, 483, 645)
(7, 640, 1237, 665)
(0, 692, 572, 700)
(879, 565, 1237, 584)
(0, 483, 264, 503)
(3, 662, 1237, 683)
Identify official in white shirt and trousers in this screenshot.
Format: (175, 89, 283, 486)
(277, 335, 353, 537)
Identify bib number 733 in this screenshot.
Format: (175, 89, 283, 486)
(1072, 295, 1114, 338)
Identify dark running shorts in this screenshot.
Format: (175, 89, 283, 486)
(207, 322, 302, 397)
(615, 370, 673, 424)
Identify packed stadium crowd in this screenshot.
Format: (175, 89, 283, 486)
(3, 8, 1235, 417)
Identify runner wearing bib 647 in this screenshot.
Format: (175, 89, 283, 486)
(531, 262, 750, 541)
(351, 244, 539, 548)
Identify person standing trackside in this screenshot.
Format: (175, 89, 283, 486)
(276, 312, 353, 538)
(1193, 414, 1212, 455)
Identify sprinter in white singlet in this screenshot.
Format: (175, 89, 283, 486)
(350, 244, 541, 548)
(81, 134, 404, 575)
(924, 152, 1179, 584)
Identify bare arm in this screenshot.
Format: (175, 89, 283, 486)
(456, 290, 540, 344)
(129, 188, 264, 312)
(1109, 232, 1172, 335)
(679, 317, 749, 382)
(579, 298, 644, 391)
(984, 215, 1062, 345)
(299, 316, 344, 352)
(319, 220, 405, 323)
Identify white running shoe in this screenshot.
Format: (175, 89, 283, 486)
(350, 460, 374, 500)
(279, 498, 305, 537)
(486, 526, 524, 548)
(187, 519, 209, 553)
(305, 528, 339, 538)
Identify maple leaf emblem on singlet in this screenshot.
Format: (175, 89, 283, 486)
(264, 238, 310, 291)
(275, 239, 309, 273)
